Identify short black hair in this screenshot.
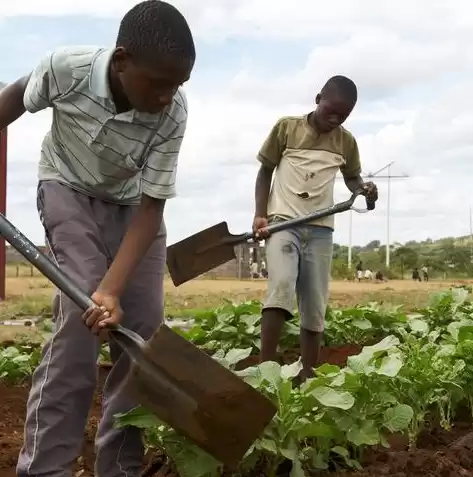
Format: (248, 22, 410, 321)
(321, 75, 357, 104)
(117, 0, 195, 65)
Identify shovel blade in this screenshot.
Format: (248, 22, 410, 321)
(166, 222, 238, 286)
(125, 324, 276, 468)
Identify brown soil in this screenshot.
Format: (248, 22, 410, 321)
(1, 349, 473, 477)
(0, 369, 105, 477)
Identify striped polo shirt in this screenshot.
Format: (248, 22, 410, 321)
(23, 46, 188, 204)
(258, 115, 361, 229)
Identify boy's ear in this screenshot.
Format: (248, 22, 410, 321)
(315, 93, 321, 105)
(111, 47, 129, 74)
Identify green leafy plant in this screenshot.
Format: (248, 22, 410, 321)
(0, 345, 41, 384)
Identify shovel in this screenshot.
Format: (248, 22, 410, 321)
(167, 190, 375, 286)
(0, 213, 277, 468)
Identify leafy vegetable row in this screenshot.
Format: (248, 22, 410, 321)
(115, 287, 473, 477)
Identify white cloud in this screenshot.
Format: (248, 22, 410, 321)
(1, 0, 473, 42)
(2, 0, 473, 253)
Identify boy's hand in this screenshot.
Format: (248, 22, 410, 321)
(363, 181, 378, 202)
(253, 216, 269, 239)
(82, 291, 124, 335)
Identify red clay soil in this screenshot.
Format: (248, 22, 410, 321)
(0, 371, 104, 477)
(279, 344, 364, 368)
(1, 347, 473, 477)
(236, 344, 364, 370)
(331, 418, 473, 477)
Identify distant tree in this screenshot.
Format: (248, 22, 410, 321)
(365, 240, 381, 250)
(393, 246, 418, 270)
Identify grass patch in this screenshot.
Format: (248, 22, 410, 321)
(0, 294, 52, 321)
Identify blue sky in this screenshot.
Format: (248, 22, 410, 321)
(0, 16, 313, 92)
(1, 0, 472, 249)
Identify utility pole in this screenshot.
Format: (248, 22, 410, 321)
(348, 209, 353, 268)
(470, 205, 473, 263)
(0, 81, 6, 300)
(339, 161, 409, 269)
(365, 162, 409, 268)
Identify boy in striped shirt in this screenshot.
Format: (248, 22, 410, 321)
(0, 1, 194, 476)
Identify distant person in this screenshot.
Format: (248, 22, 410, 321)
(421, 265, 429, 281)
(356, 261, 363, 282)
(250, 261, 259, 279)
(412, 267, 421, 282)
(375, 270, 386, 282)
(260, 260, 268, 278)
(251, 75, 378, 380)
(364, 269, 373, 280)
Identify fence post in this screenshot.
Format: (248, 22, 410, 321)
(237, 246, 242, 280)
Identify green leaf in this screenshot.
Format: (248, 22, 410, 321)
(235, 366, 262, 387)
(224, 348, 252, 366)
(281, 359, 303, 380)
(331, 446, 349, 458)
(377, 354, 403, 377)
(347, 420, 380, 446)
(458, 325, 473, 342)
(290, 458, 305, 477)
(311, 386, 355, 410)
(259, 361, 282, 387)
(352, 318, 372, 330)
(368, 335, 400, 352)
(240, 314, 261, 328)
(377, 392, 398, 405)
(257, 438, 278, 455)
(166, 440, 220, 477)
(409, 318, 429, 335)
(316, 363, 341, 376)
(114, 406, 161, 429)
(383, 404, 414, 432)
(298, 420, 338, 439)
(280, 446, 298, 461)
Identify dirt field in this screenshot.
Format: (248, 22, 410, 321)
(0, 275, 461, 344)
(2, 275, 460, 309)
(0, 275, 470, 476)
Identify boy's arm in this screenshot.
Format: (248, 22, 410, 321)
(1, 49, 73, 130)
(254, 119, 286, 219)
(0, 77, 30, 130)
(341, 135, 364, 192)
(93, 98, 187, 317)
(341, 135, 378, 201)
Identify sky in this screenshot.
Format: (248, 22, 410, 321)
(0, 0, 472, 248)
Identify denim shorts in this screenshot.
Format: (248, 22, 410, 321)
(263, 220, 333, 332)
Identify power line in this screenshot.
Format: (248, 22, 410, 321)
(339, 161, 410, 269)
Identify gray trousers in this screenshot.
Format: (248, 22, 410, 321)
(17, 180, 166, 477)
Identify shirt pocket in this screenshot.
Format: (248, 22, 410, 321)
(87, 129, 145, 180)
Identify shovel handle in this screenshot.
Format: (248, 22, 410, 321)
(256, 190, 375, 237)
(0, 213, 137, 342)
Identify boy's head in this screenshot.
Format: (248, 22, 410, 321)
(111, 0, 195, 113)
(314, 75, 357, 132)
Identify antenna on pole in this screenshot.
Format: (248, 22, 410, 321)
(338, 161, 409, 269)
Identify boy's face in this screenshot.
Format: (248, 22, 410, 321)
(111, 47, 193, 113)
(314, 92, 355, 133)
